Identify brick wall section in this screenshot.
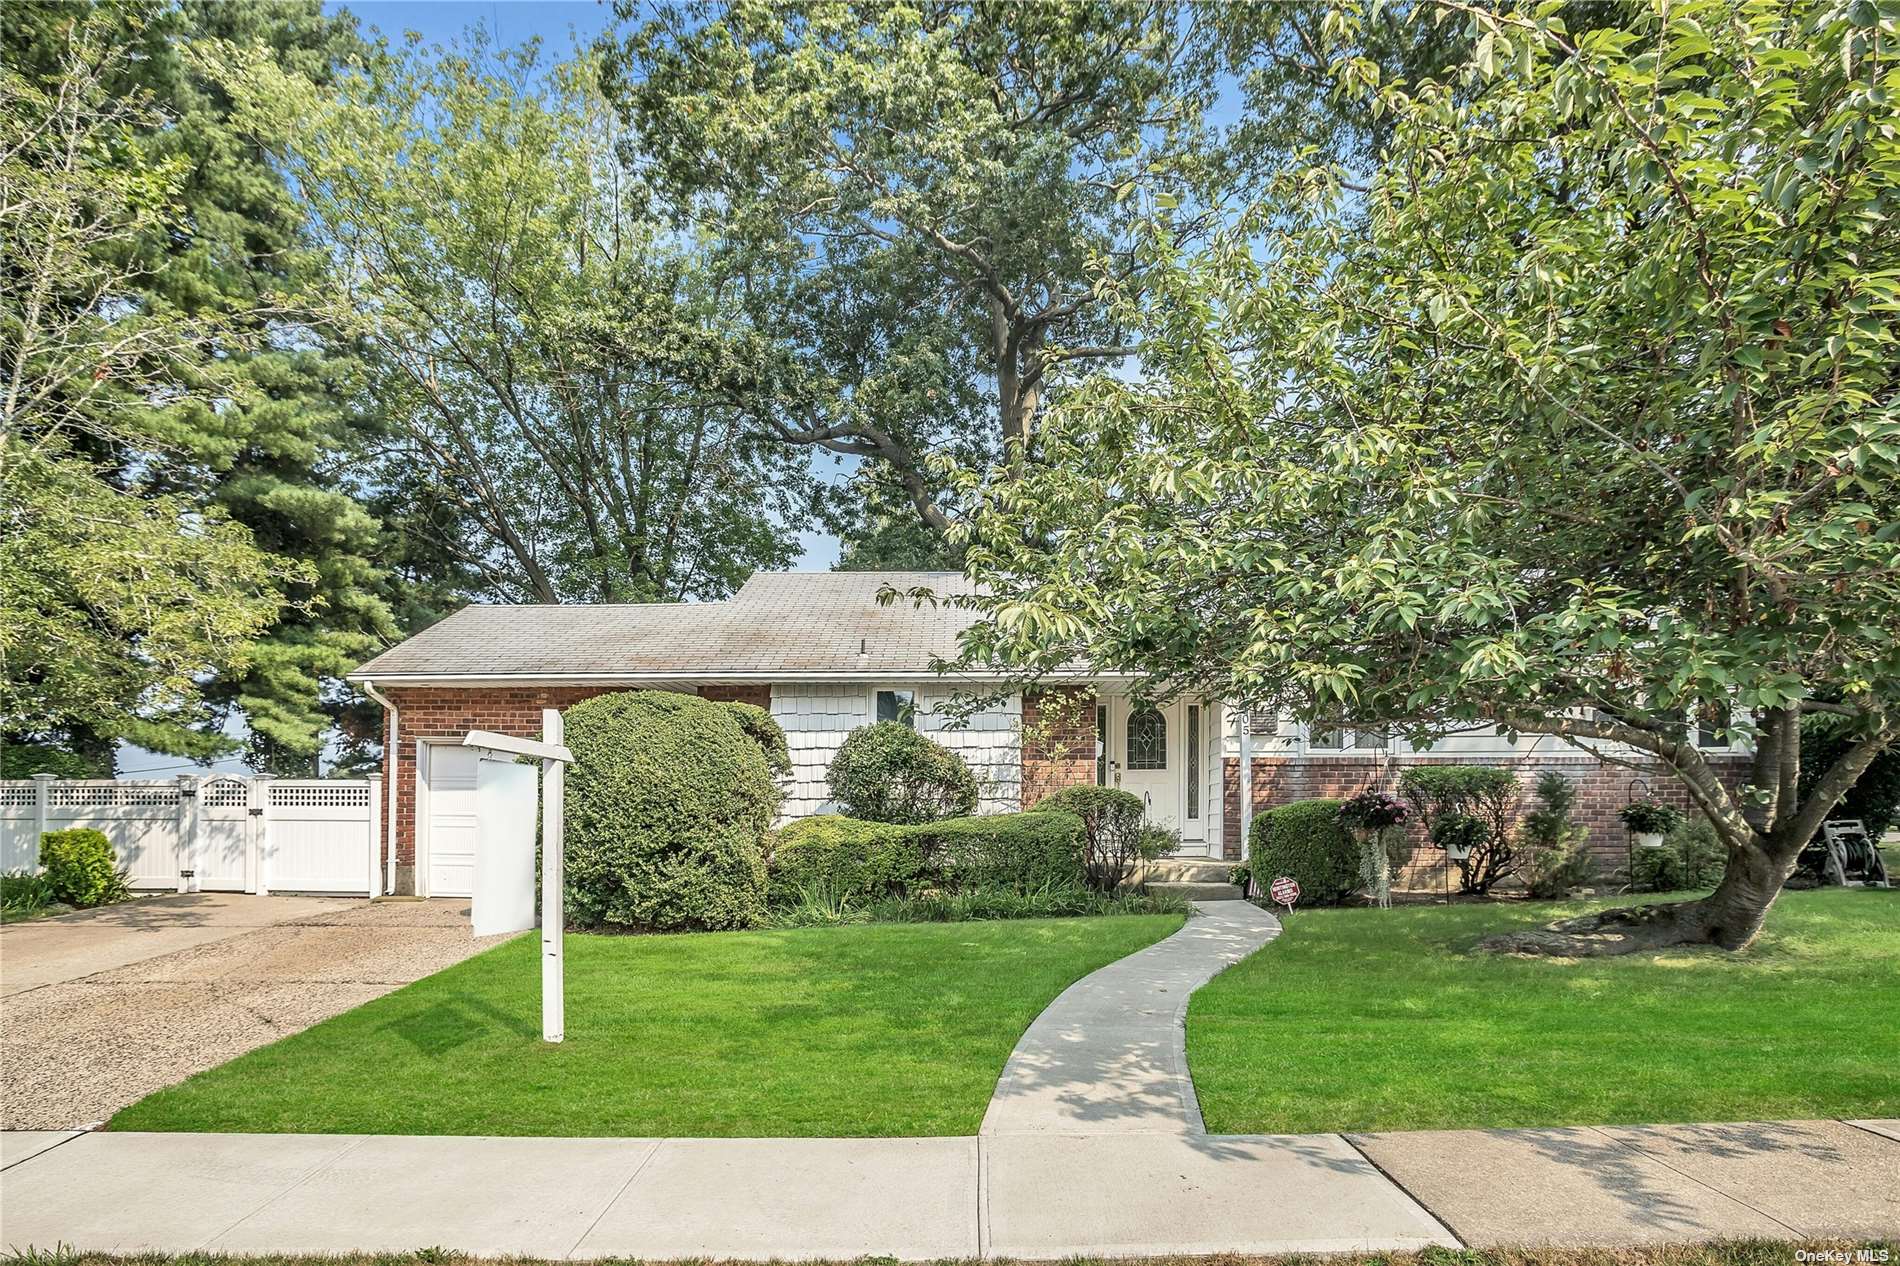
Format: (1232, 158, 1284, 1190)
(379, 682, 767, 893)
(1223, 753, 1753, 888)
(1020, 687, 1097, 808)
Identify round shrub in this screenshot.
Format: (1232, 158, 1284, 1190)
(720, 701, 791, 779)
(1247, 799, 1359, 906)
(827, 722, 978, 824)
(564, 690, 776, 931)
(1035, 785, 1160, 891)
(39, 828, 129, 909)
(765, 815, 918, 905)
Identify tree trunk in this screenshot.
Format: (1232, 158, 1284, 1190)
(1478, 834, 1796, 957)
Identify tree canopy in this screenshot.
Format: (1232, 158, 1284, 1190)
(601, 0, 1235, 536)
(954, 0, 1900, 950)
(222, 31, 823, 604)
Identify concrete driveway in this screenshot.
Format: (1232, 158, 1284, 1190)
(1, 894, 511, 1130)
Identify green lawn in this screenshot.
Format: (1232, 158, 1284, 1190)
(1188, 887, 1900, 1134)
(110, 914, 1181, 1137)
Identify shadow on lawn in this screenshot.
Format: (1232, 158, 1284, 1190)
(379, 991, 535, 1055)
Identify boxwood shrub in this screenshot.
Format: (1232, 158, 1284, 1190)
(912, 810, 1086, 891)
(721, 701, 791, 779)
(39, 827, 129, 909)
(765, 815, 919, 904)
(763, 809, 1087, 905)
(826, 722, 979, 824)
(564, 690, 776, 931)
(1247, 799, 1360, 906)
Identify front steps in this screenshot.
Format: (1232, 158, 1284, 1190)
(1149, 881, 1244, 901)
(1142, 857, 1243, 902)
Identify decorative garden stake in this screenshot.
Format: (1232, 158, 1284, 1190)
(463, 709, 573, 1044)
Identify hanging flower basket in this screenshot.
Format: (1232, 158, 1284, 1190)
(1620, 800, 1683, 842)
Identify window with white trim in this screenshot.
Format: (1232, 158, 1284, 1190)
(876, 689, 915, 728)
(1186, 704, 1201, 818)
(1127, 707, 1167, 770)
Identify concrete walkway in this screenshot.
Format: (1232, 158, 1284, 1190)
(982, 898, 1281, 1136)
(4, 1120, 1893, 1258)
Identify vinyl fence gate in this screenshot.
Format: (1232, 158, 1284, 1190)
(1, 775, 381, 896)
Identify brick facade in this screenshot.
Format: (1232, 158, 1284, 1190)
(379, 682, 766, 894)
(1221, 753, 1752, 886)
(1020, 687, 1098, 808)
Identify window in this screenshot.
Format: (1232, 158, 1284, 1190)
(1352, 728, 1389, 751)
(1308, 722, 1343, 750)
(1127, 707, 1167, 770)
(1095, 704, 1109, 784)
(1186, 705, 1201, 819)
(876, 689, 915, 728)
(1696, 701, 1732, 749)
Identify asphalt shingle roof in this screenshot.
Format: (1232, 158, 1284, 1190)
(348, 571, 987, 680)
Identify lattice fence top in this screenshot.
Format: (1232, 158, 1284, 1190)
(0, 785, 35, 807)
(270, 781, 372, 809)
(201, 777, 251, 808)
(47, 783, 181, 808)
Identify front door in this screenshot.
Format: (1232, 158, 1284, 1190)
(1106, 697, 1213, 857)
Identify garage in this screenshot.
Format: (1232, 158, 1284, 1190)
(417, 741, 478, 898)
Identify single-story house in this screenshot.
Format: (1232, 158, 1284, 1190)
(348, 569, 1746, 897)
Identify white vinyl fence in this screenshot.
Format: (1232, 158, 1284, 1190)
(1, 775, 380, 896)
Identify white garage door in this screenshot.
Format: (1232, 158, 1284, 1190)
(423, 743, 477, 897)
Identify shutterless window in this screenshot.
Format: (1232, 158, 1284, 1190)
(1697, 701, 1731, 748)
(1308, 722, 1343, 750)
(1352, 728, 1389, 751)
(1186, 704, 1200, 819)
(1127, 707, 1167, 770)
(876, 689, 915, 728)
(1095, 704, 1109, 784)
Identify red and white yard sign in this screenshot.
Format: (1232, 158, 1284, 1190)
(1268, 875, 1300, 916)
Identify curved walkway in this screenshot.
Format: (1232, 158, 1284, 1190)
(980, 899, 1281, 1136)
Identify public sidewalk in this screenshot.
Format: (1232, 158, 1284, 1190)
(3, 1119, 1895, 1258)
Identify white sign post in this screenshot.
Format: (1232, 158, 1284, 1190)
(463, 709, 573, 1044)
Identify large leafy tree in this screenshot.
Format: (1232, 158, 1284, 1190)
(4, 0, 395, 775)
(601, 0, 1232, 537)
(223, 33, 820, 603)
(2, 9, 291, 769)
(955, 0, 1900, 952)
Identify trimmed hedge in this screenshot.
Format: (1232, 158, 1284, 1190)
(763, 809, 1087, 905)
(913, 810, 1086, 891)
(1247, 799, 1360, 906)
(827, 722, 979, 824)
(565, 690, 776, 931)
(40, 828, 128, 909)
(765, 815, 919, 904)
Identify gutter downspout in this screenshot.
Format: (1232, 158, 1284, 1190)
(362, 680, 399, 896)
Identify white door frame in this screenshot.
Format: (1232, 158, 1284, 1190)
(1105, 696, 1215, 857)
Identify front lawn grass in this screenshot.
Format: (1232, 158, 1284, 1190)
(110, 914, 1181, 1137)
(1188, 887, 1899, 1134)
